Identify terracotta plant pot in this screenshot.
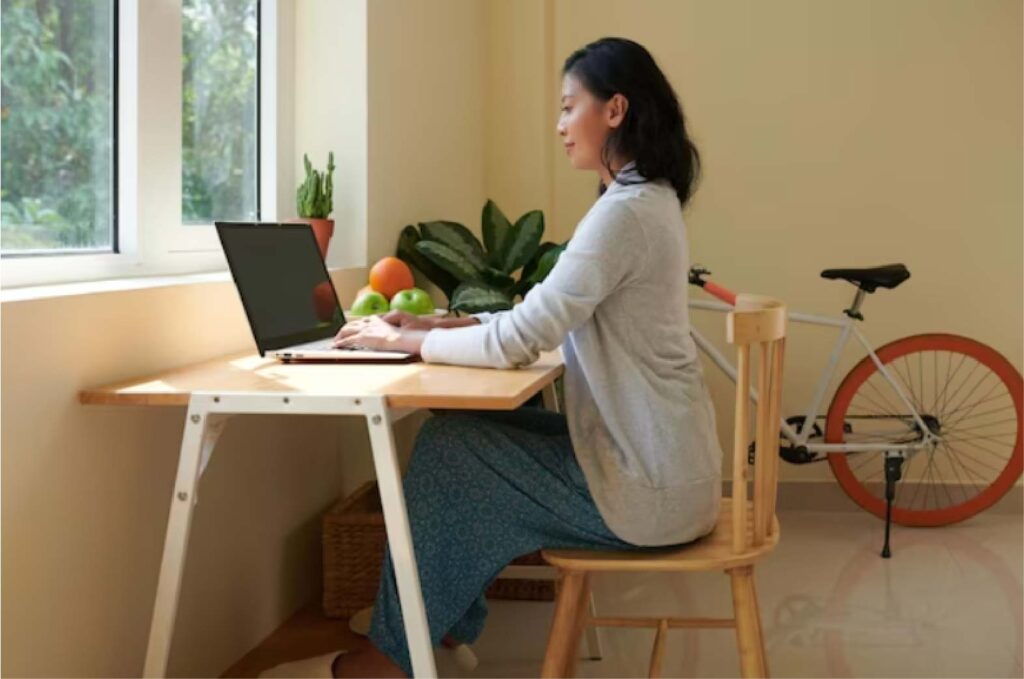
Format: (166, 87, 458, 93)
(294, 217, 334, 259)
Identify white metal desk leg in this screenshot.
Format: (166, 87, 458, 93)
(365, 398, 437, 678)
(143, 402, 226, 677)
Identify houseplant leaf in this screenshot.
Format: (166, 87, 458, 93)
(414, 240, 484, 283)
(500, 210, 544, 274)
(520, 241, 559, 283)
(396, 224, 459, 300)
(419, 221, 488, 270)
(515, 241, 567, 297)
(449, 281, 514, 314)
(482, 200, 512, 268)
(480, 266, 515, 292)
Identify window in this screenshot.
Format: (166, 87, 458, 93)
(0, 0, 118, 255)
(182, 0, 259, 225)
(0, 0, 279, 289)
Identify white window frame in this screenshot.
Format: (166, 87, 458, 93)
(0, 0, 281, 289)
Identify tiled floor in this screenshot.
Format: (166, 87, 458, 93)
(439, 509, 1022, 679)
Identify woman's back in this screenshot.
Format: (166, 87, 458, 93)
(422, 166, 723, 546)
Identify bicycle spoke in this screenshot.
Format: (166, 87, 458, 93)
(851, 452, 879, 474)
(918, 351, 925, 416)
(940, 352, 970, 415)
(943, 432, 1017, 446)
(893, 356, 925, 414)
(938, 354, 978, 418)
(942, 379, 1008, 432)
(857, 378, 903, 417)
(908, 451, 937, 510)
(953, 435, 1013, 462)
(940, 392, 1011, 420)
(939, 363, 991, 425)
(946, 417, 1019, 434)
(947, 445, 1008, 476)
(944, 419, 1017, 439)
(924, 452, 942, 510)
(942, 442, 990, 496)
(936, 456, 956, 508)
(940, 448, 975, 506)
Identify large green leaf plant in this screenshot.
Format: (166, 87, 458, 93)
(396, 200, 568, 314)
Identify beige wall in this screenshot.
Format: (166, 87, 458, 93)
(294, 0, 368, 270)
(486, 0, 1023, 482)
(367, 0, 487, 264)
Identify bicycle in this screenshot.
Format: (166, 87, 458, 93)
(688, 263, 1022, 558)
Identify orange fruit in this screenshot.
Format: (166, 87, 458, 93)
(368, 257, 415, 300)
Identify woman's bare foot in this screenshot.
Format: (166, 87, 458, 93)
(331, 645, 406, 678)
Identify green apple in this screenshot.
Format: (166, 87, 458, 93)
(389, 288, 435, 315)
(351, 291, 389, 316)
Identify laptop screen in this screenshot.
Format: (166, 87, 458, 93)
(216, 223, 345, 354)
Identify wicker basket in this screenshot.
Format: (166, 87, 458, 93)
(323, 481, 554, 619)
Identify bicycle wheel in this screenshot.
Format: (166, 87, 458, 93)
(825, 333, 1022, 526)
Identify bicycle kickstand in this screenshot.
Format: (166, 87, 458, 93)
(881, 451, 905, 559)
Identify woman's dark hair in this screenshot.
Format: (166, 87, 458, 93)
(563, 37, 701, 208)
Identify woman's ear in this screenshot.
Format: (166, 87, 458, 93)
(605, 93, 629, 129)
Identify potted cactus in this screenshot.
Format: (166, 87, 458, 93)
(395, 199, 568, 314)
(295, 151, 336, 259)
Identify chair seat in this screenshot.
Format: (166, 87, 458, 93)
(542, 498, 779, 572)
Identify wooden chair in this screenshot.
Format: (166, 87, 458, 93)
(540, 294, 787, 678)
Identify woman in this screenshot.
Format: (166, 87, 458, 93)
(262, 37, 722, 678)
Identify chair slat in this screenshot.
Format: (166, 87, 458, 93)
(753, 342, 771, 546)
(732, 345, 750, 554)
(766, 337, 785, 535)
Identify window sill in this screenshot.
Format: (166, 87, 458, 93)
(0, 266, 359, 304)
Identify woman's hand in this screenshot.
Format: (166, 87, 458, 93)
(379, 309, 442, 330)
(333, 314, 428, 355)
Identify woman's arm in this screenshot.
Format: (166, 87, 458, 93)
(420, 201, 648, 369)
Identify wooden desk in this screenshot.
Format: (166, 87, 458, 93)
(80, 351, 564, 678)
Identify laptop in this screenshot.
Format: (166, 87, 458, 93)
(216, 222, 416, 363)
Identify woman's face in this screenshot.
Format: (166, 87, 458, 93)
(556, 74, 628, 174)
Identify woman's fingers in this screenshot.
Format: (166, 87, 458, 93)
(335, 318, 369, 341)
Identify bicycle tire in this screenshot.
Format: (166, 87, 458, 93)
(825, 333, 1022, 526)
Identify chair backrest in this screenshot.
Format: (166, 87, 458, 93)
(725, 294, 787, 553)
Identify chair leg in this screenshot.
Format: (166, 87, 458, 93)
(751, 573, 768, 675)
(541, 571, 587, 678)
(729, 566, 768, 678)
(563, 574, 592, 677)
(582, 590, 604, 660)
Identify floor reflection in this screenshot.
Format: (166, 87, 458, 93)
(460, 509, 1022, 678)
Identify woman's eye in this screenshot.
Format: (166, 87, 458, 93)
(561, 106, 571, 113)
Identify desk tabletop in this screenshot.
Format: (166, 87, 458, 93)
(79, 351, 564, 410)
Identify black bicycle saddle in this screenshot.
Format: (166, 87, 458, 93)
(820, 263, 910, 292)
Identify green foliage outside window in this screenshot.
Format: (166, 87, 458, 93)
(182, 0, 258, 225)
(1, 0, 115, 251)
(0, 0, 259, 254)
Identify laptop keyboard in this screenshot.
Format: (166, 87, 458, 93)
(289, 339, 369, 352)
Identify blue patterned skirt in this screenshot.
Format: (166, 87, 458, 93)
(367, 406, 640, 675)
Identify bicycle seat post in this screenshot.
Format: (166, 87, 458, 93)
(844, 288, 867, 321)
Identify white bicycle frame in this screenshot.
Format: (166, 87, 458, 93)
(689, 298, 939, 455)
